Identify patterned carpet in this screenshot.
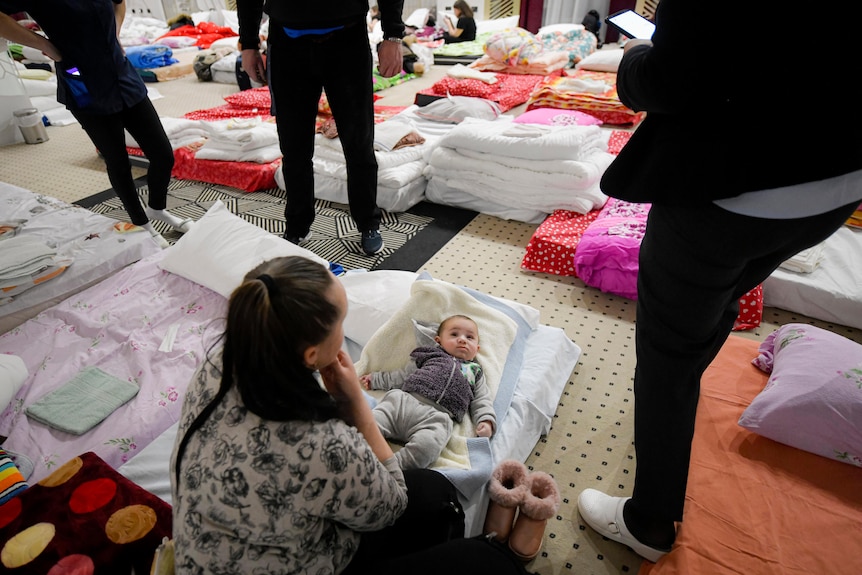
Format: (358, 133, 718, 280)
(75, 178, 477, 272)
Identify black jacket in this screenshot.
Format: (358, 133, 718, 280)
(237, 0, 404, 49)
(600, 0, 862, 205)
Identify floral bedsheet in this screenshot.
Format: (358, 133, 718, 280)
(0, 250, 227, 481)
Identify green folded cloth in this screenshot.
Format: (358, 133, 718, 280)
(25, 367, 139, 435)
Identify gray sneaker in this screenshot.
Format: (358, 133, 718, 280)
(361, 229, 384, 255)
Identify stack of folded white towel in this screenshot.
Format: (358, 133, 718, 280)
(779, 243, 826, 274)
(0, 235, 71, 305)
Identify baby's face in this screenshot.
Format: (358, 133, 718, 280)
(436, 318, 480, 360)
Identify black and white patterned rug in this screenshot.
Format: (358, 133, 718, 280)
(75, 178, 476, 272)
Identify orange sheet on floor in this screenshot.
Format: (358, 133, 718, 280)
(640, 336, 862, 575)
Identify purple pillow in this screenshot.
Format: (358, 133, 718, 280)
(740, 323, 862, 467)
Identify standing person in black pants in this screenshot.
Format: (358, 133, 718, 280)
(238, 1, 403, 256)
(0, 1, 192, 249)
(576, 0, 862, 563)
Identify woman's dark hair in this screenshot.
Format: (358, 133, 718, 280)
(175, 256, 341, 482)
(225, 256, 341, 421)
(453, 1, 474, 19)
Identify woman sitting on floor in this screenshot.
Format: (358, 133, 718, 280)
(443, 0, 477, 44)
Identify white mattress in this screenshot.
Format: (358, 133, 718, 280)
(120, 270, 581, 536)
(763, 226, 862, 330)
(0, 182, 160, 334)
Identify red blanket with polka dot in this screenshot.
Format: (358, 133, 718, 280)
(521, 130, 762, 330)
(415, 72, 550, 112)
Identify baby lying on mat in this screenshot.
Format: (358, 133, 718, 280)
(360, 314, 496, 470)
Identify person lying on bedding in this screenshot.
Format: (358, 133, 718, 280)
(361, 314, 496, 470)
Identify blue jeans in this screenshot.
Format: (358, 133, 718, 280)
(268, 20, 381, 236)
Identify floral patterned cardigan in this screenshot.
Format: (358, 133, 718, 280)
(170, 356, 408, 574)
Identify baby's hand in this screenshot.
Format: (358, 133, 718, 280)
(359, 374, 373, 389)
(475, 421, 493, 438)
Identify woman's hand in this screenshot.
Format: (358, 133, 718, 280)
(321, 350, 395, 462)
(241, 48, 266, 85)
(318, 349, 363, 405)
(41, 41, 62, 62)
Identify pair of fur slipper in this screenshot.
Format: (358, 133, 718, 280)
(483, 459, 561, 562)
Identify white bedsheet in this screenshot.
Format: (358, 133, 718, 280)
(763, 226, 862, 330)
(0, 182, 160, 334)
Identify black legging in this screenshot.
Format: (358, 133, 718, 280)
(343, 468, 529, 575)
(71, 97, 173, 225)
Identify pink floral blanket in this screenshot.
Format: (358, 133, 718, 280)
(0, 251, 226, 481)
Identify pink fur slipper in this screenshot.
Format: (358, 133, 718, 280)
(509, 471, 561, 562)
(483, 459, 530, 542)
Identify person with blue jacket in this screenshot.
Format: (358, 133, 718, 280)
(0, 1, 192, 248)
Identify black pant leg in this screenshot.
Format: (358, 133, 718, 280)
(122, 98, 174, 211)
(72, 108, 147, 225)
(342, 468, 464, 574)
(631, 200, 860, 523)
(321, 24, 381, 233)
(268, 25, 322, 237)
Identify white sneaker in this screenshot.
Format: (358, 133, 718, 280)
(150, 233, 170, 249)
(577, 489, 670, 563)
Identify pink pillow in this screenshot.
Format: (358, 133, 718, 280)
(513, 107, 602, 127)
(740, 324, 862, 467)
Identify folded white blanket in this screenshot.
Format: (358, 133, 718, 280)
(205, 121, 280, 152)
(315, 156, 426, 188)
(558, 77, 612, 94)
(780, 242, 826, 274)
(440, 118, 606, 161)
(0, 237, 56, 281)
(447, 63, 498, 84)
(426, 146, 611, 213)
(315, 132, 435, 170)
(125, 117, 209, 149)
(194, 144, 282, 164)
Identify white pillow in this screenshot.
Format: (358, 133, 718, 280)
(415, 96, 502, 124)
(159, 200, 328, 298)
(340, 270, 419, 347)
(0, 354, 27, 413)
(538, 23, 586, 35)
(476, 15, 521, 35)
(575, 48, 625, 72)
(404, 8, 430, 28)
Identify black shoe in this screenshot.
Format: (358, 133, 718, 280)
(284, 231, 312, 245)
(360, 229, 384, 255)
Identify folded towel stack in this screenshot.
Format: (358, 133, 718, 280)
(0, 236, 71, 304)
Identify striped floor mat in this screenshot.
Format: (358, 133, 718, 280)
(76, 179, 476, 272)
